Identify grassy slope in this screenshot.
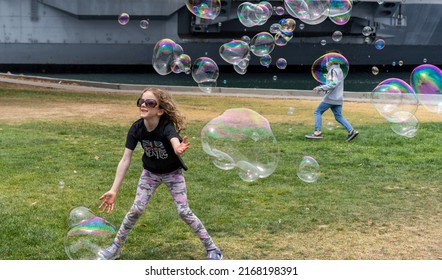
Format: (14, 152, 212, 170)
(0, 84, 441, 260)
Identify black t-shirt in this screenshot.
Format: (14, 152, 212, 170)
(125, 117, 184, 174)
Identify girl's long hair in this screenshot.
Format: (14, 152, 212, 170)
(142, 88, 187, 132)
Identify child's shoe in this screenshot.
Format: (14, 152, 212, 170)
(97, 242, 121, 260)
(345, 129, 359, 142)
(207, 248, 223, 260)
(305, 132, 323, 139)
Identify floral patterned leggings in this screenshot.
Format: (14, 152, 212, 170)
(113, 168, 217, 251)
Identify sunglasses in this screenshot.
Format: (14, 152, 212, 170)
(136, 98, 158, 108)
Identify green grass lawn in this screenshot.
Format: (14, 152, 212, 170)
(0, 85, 441, 260)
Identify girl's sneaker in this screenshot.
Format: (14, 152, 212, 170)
(305, 132, 323, 139)
(345, 129, 359, 142)
(97, 242, 121, 260)
(207, 248, 223, 260)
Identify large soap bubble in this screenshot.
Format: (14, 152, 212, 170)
(65, 213, 117, 260)
(370, 78, 419, 122)
(311, 52, 349, 84)
(271, 18, 296, 46)
(284, 0, 329, 25)
(192, 57, 219, 93)
(410, 64, 442, 114)
(237, 1, 273, 27)
(219, 40, 250, 65)
(185, 0, 221, 20)
(250, 32, 275, 57)
(201, 108, 279, 182)
(297, 156, 320, 183)
(152, 39, 186, 76)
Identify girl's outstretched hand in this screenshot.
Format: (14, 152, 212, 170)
(176, 136, 190, 155)
(98, 191, 117, 213)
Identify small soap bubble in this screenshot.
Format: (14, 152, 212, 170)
(362, 26, 372, 36)
(297, 156, 320, 183)
(276, 58, 288, 70)
(139, 19, 150, 29)
(118, 13, 130, 25)
(372, 66, 379, 75)
(287, 106, 295, 116)
(375, 39, 385, 50)
(274, 6, 285, 16)
(332, 31, 343, 42)
(326, 121, 334, 131)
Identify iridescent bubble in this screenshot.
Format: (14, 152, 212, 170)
(273, 75, 278, 81)
(219, 40, 250, 65)
(192, 57, 219, 93)
(276, 58, 288, 70)
(237, 1, 273, 27)
(284, 0, 329, 25)
(297, 156, 320, 183)
(201, 108, 279, 181)
(68, 206, 95, 227)
(250, 32, 275, 57)
(423, 58, 428, 63)
(118, 13, 130, 25)
(299, 23, 305, 30)
(152, 38, 183, 76)
(410, 64, 442, 113)
(185, 0, 221, 20)
(274, 6, 285, 16)
(139, 19, 149, 30)
(279, 18, 296, 34)
(260, 54, 272, 67)
(329, 11, 351, 25)
(311, 52, 349, 84)
(375, 39, 386, 50)
(370, 78, 419, 122)
(329, 0, 353, 17)
(65, 216, 117, 260)
(274, 32, 293, 47)
(332, 31, 343, 42)
(171, 54, 192, 74)
(320, 39, 327, 46)
(372, 66, 380, 75)
(362, 26, 373, 36)
(389, 111, 419, 138)
(398, 60, 404, 66)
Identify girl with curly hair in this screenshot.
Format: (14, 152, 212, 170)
(97, 88, 222, 260)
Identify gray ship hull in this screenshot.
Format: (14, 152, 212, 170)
(1, 0, 441, 68)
